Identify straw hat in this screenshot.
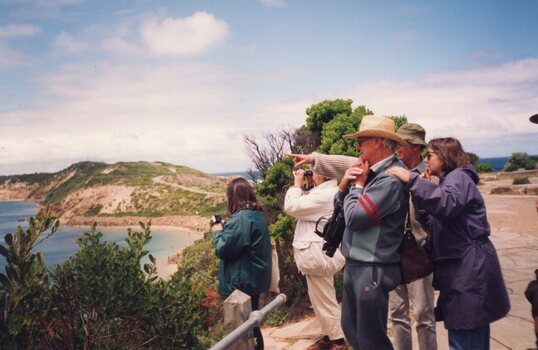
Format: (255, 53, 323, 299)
(397, 123, 427, 147)
(344, 115, 406, 145)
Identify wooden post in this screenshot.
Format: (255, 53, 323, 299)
(223, 290, 254, 350)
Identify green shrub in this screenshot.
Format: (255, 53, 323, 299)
(475, 163, 493, 173)
(257, 159, 294, 197)
(525, 159, 537, 170)
(0, 215, 208, 349)
(504, 163, 520, 172)
(503, 152, 528, 172)
(0, 212, 58, 348)
(268, 214, 311, 319)
(513, 177, 530, 185)
(83, 204, 103, 216)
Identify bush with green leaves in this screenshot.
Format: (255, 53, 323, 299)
(268, 215, 310, 314)
(0, 213, 58, 348)
(0, 213, 209, 349)
(475, 163, 493, 173)
(257, 158, 294, 198)
(503, 152, 528, 172)
(525, 159, 537, 170)
(513, 177, 531, 185)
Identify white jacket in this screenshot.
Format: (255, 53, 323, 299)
(284, 179, 344, 276)
(284, 179, 338, 246)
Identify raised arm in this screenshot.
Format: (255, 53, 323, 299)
(407, 170, 474, 220)
(213, 215, 250, 261)
(287, 152, 356, 182)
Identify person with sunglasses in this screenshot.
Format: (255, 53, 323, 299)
(386, 137, 510, 350)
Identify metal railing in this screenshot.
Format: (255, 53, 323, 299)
(209, 293, 287, 350)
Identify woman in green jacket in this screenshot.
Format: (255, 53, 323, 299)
(213, 177, 272, 349)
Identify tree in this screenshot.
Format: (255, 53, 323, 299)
(503, 152, 528, 172)
(305, 99, 353, 132)
(244, 130, 290, 180)
(287, 126, 320, 154)
(319, 109, 406, 156)
(319, 112, 362, 156)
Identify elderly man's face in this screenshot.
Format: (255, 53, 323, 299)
(356, 137, 376, 162)
(396, 143, 422, 168)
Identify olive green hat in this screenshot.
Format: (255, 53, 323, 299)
(397, 123, 427, 147)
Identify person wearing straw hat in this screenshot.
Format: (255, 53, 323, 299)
(337, 115, 408, 350)
(291, 115, 409, 349)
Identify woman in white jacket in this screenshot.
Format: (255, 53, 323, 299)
(284, 169, 347, 350)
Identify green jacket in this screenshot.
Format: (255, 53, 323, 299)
(213, 209, 272, 298)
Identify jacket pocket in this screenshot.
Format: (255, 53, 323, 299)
(294, 241, 345, 276)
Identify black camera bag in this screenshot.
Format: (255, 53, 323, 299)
(315, 202, 346, 258)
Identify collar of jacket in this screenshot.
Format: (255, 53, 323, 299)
(370, 153, 400, 175)
(414, 159, 426, 173)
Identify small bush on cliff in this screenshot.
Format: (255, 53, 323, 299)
(0, 214, 208, 349)
(475, 163, 493, 173)
(513, 177, 530, 185)
(0, 213, 58, 348)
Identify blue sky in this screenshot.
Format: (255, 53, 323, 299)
(1, 0, 538, 175)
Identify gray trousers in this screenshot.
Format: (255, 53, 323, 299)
(341, 263, 401, 350)
(389, 273, 437, 350)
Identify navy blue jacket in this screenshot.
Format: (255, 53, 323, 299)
(408, 164, 510, 330)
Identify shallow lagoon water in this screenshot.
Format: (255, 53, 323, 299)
(0, 201, 199, 276)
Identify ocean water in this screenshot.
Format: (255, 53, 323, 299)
(480, 156, 509, 172)
(0, 201, 200, 276)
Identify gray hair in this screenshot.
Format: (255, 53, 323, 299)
(381, 138, 397, 152)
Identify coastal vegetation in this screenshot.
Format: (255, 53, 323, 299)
(0, 211, 211, 349)
(503, 152, 538, 172)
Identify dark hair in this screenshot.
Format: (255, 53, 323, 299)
(428, 137, 470, 173)
(226, 177, 262, 216)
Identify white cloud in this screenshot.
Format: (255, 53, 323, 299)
(345, 58, 538, 156)
(0, 24, 41, 38)
(140, 12, 230, 56)
(1, 56, 537, 175)
(242, 58, 538, 158)
(0, 60, 250, 175)
(53, 31, 87, 54)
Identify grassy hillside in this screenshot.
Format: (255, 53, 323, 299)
(0, 161, 228, 219)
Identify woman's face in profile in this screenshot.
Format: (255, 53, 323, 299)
(425, 148, 444, 177)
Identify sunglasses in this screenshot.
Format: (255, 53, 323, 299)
(356, 137, 371, 147)
(426, 152, 437, 160)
